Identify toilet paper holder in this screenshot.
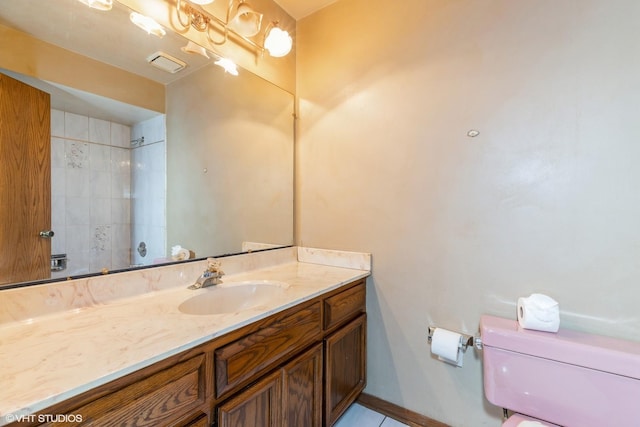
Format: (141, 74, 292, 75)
(427, 326, 483, 351)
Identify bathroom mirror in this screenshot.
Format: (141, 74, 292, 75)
(0, 0, 293, 288)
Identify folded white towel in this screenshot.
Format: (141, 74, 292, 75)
(171, 245, 191, 261)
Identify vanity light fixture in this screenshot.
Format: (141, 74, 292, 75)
(175, 0, 293, 58)
(214, 57, 239, 75)
(264, 23, 292, 57)
(181, 41, 210, 58)
(180, 40, 237, 76)
(228, 2, 263, 38)
(77, 0, 113, 11)
(130, 12, 166, 38)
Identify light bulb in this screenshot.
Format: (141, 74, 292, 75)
(264, 27, 292, 57)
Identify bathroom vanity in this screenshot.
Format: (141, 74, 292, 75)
(0, 247, 370, 427)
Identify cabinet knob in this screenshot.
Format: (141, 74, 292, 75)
(39, 230, 55, 238)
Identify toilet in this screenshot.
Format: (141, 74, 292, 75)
(479, 315, 640, 427)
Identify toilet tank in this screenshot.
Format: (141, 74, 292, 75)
(480, 315, 640, 427)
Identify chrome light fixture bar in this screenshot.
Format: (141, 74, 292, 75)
(175, 0, 292, 58)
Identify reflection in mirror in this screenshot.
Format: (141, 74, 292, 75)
(0, 0, 293, 288)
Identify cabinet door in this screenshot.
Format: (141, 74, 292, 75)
(217, 370, 282, 427)
(325, 314, 366, 426)
(282, 343, 323, 427)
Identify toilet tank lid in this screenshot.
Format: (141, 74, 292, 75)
(480, 315, 640, 380)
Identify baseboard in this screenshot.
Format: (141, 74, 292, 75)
(357, 393, 450, 427)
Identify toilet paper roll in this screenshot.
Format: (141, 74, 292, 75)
(430, 328, 463, 367)
(517, 293, 560, 333)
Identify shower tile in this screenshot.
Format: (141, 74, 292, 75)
(111, 199, 131, 225)
(66, 140, 89, 169)
(90, 143, 111, 172)
(51, 195, 66, 228)
(111, 172, 131, 199)
(51, 229, 66, 255)
(51, 167, 65, 197)
(111, 224, 131, 263)
(110, 146, 130, 171)
(51, 137, 66, 168)
(90, 198, 112, 226)
(111, 123, 131, 148)
(149, 198, 166, 227)
(64, 112, 88, 140)
(51, 109, 64, 137)
(64, 247, 91, 276)
(66, 225, 91, 252)
(66, 197, 90, 226)
(91, 170, 112, 198)
(112, 247, 132, 270)
(66, 168, 91, 198)
(148, 141, 166, 172)
(91, 225, 112, 252)
(89, 118, 110, 144)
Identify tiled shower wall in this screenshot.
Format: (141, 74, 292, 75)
(131, 116, 167, 266)
(50, 110, 132, 278)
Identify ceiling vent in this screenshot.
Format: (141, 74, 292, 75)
(146, 51, 187, 74)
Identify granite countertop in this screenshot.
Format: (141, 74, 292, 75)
(0, 258, 369, 423)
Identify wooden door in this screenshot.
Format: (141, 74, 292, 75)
(217, 370, 282, 427)
(325, 314, 367, 426)
(0, 73, 51, 285)
(282, 343, 323, 427)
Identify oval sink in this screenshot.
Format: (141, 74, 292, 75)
(178, 280, 290, 315)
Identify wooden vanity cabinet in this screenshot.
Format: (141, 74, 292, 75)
(24, 350, 209, 427)
(20, 278, 366, 427)
(324, 315, 367, 425)
(216, 343, 324, 427)
(213, 279, 365, 427)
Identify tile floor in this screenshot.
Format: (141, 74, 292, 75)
(334, 403, 409, 427)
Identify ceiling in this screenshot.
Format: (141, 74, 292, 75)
(273, 0, 338, 20)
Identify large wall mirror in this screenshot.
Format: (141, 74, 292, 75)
(0, 0, 294, 288)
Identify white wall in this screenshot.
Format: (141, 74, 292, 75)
(296, 1, 640, 425)
(166, 64, 294, 258)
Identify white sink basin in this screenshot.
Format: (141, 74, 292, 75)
(178, 280, 290, 315)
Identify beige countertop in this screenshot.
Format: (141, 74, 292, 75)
(0, 248, 370, 424)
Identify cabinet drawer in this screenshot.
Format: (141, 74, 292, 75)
(323, 280, 366, 331)
(215, 302, 322, 398)
(41, 354, 206, 427)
